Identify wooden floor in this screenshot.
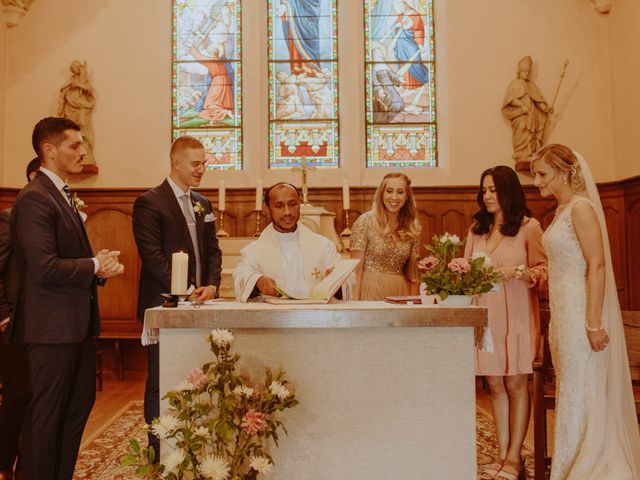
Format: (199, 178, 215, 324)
(83, 376, 553, 451)
(82, 377, 145, 442)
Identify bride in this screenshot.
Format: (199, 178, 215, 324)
(531, 144, 640, 479)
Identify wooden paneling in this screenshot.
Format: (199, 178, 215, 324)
(2, 177, 640, 374)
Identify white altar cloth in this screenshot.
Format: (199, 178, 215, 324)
(144, 301, 486, 480)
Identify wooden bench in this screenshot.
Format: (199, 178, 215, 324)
(532, 310, 640, 480)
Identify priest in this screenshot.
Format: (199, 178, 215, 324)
(233, 182, 351, 302)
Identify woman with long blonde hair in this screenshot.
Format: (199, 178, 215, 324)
(350, 172, 421, 300)
(531, 144, 640, 479)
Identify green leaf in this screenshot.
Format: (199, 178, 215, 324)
(129, 437, 140, 454)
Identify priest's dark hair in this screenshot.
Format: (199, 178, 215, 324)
(472, 165, 531, 237)
(264, 182, 300, 207)
(31, 117, 80, 158)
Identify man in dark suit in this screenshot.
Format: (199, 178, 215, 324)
(10, 117, 124, 480)
(133, 135, 222, 457)
(0, 158, 40, 480)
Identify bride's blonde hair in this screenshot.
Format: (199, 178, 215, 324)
(531, 143, 586, 193)
(371, 172, 420, 240)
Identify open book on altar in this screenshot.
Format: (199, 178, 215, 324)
(263, 258, 360, 304)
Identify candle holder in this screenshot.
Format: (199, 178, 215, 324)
(216, 210, 230, 237)
(340, 208, 352, 237)
(253, 210, 262, 237)
(161, 293, 186, 308)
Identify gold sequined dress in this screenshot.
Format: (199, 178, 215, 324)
(350, 211, 420, 300)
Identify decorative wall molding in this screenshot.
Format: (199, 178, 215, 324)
(2, 0, 35, 28)
(591, 0, 612, 14)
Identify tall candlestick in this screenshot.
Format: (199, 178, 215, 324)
(218, 180, 226, 211)
(171, 251, 189, 295)
(342, 179, 350, 210)
(255, 179, 263, 211)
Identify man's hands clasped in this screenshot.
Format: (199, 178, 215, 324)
(96, 249, 125, 279)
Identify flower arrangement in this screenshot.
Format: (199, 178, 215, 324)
(418, 233, 501, 300)
(121, 328, 298, 479)
(193, 201, 205, 216)
(72, 192, 87, 210)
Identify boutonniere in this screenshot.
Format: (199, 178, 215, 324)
(72, 193, 87, 210)
(193, 201, 205, 216)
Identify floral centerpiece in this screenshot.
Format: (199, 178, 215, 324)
(121, 328, 298, 479)
(418, 233, 501, 302)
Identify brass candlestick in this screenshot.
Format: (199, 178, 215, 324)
(216, 210, 229, 237)
(253, 210, 262, 237)
(340, 208, 352, 237)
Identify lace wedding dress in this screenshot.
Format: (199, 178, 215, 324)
(543, 182, 640, 479)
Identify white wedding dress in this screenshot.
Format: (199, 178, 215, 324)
(542, 155, 640, 479)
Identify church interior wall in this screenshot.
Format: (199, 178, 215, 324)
(0, 22, 6, 183)
(0, 0, 630, 190)
(609, 0, 640, 179)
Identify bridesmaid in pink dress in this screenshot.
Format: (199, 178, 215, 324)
(464, 166, 547, 480)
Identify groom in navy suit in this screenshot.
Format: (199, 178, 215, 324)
(133, 135, 222, 457)
(10, 117, 124, 479)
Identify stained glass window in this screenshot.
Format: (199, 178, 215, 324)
(172, 0, 242, 170)
(268, 0, 339, 169)
(365, 0, 437, 168)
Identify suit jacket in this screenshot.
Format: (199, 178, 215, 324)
(0, 208, 19, 321)
(9, 172, 101, 343)
(133, 180, 222, 319)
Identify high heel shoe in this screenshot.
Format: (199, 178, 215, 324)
(495, 457, 526, 480)
(479, 460, 503, 479)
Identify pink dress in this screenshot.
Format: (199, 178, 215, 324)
(464, 217, 547, 376)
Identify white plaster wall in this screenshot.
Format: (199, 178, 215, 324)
(0, 0, 622, 188)
(609, 0, 640, 179)
(0, 20, 6, 184)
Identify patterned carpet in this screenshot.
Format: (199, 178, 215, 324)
(74, 401, 535, 479)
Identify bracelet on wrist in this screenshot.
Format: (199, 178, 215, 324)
(584, 323, 604, 332)
(514, 264, 527, 278)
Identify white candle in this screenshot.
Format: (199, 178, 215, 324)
(171, 251, 189, 295)
(255, 179, 263, 211)
(218, 180, 226, 211)
(342, 179, 350, 210)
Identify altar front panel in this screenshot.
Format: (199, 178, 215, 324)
(159, 321, 477, 479)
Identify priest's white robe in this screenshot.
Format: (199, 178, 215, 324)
(233, 223, 350, 302)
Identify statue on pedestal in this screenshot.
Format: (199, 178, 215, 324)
(58, 60, 96, 166)
(502, 56, 552, 172)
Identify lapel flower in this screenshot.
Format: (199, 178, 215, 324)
(193, 201, 205, 216)
(72, 193, 87, 210)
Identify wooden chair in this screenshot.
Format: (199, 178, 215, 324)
(532, 310, 640, 480)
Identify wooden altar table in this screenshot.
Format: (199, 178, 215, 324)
(145, 301, 487, 480)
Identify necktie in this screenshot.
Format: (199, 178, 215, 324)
(63, 185, 76, 211)
(180, 194, 202, 286)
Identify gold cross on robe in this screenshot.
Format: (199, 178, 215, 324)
(311, 267, 323, 280)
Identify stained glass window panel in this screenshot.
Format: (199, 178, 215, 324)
(364, 0, 437, 168)
(268, 0, 339, 169)
(172, 0, 242, 170)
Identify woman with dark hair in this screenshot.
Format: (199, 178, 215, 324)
(531, 144, 639, 479)
(350, 172, 421, 300)
(464, 165, 547, 480)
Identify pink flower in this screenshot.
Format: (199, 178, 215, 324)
(448, 258, 471, 274)
(241, 409, 265, 435)
(187, 368, 208, 390)
(418, 256, 439, 272)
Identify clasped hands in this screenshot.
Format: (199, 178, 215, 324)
(96, 249, 124, 279)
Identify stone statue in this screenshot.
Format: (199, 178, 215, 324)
(502, 56, 552, 172)
(58, 60, 96, 164)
